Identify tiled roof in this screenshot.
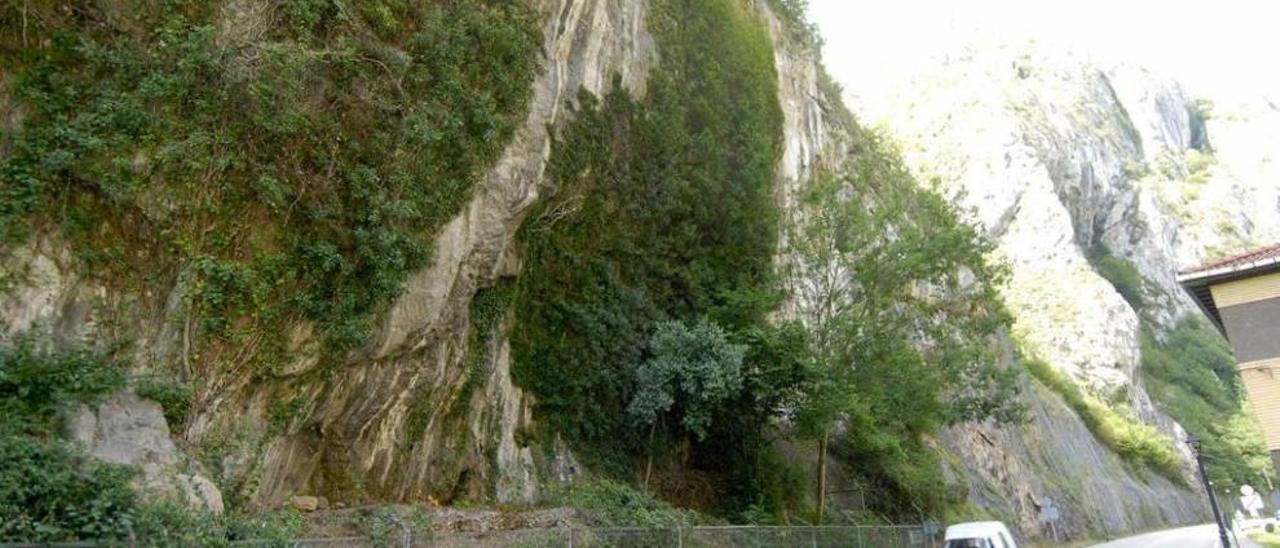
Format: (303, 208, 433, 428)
(1180, 242, 1280, 276)
(1178, 241, 1280, 339)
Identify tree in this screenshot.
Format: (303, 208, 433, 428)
(784, 130, 1023, 521)
(628, 320, 747, 488)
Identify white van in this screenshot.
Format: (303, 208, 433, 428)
(942, 521, 1019, 548)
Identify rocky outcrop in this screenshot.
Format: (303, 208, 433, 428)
(68, 390, 224, 514)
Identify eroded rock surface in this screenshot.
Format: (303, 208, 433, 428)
(68, 390, 224, 514)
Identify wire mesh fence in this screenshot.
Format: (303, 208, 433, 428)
(1, 525, 931, 547)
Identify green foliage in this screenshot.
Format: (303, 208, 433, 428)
(1087, 244, 1146, 310)
(0, 339, 126, 436)
(0, 339, 136, 542)
(267, 394, 306, 434)
(1186, 149, 1217, 183)
(627, 320, 746, 441)
(450, 281, 515, 418)
(562, 479, 701, 527)
(0, 0, 541, 357)
(0, 338, 304, 544)
(763, 0, 822, 47)
(511, 0, 795, 514)
(131, 501, 304, 547)
(1142, 319, 1270, 489)
(0, 434, 138, 542)
(1023, 356, 1184, 481)
(133, 376, 192, 434)
(785, 127, 1023, 516)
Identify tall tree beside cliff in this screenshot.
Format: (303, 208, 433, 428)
(786, 131, 1022, 520)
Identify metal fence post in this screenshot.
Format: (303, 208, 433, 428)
(567, 527, 574, 548)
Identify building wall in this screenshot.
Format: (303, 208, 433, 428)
(1212, 272, 1280, 456)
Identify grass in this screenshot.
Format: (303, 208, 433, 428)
(1023, 356, 1184, 483)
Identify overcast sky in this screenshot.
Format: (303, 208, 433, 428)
(808, 0, 1280, 102)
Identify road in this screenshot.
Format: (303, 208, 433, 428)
(1090, 524, 1261, 548)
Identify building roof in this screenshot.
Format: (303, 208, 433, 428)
(1178, 242, 1280, 337)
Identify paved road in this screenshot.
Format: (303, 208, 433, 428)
(1090, 524, 1260, 548)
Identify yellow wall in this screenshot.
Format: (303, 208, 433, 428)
(1210, 271, 1280, 308)
(1211, 272, 1280, 450)
(1240, 357, 1280, 451)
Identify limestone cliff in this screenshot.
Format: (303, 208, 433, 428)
(845, 43, 1280, 537)
(4, 1, 1271, 542)
(0, 0, 658, 509)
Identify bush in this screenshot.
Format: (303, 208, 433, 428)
(563, 479, 701, 527)
(628, 320, 746, 441)
(130, 500, 304, 547)
(0, 340, 135, 542)
(0, 435, 138, 542)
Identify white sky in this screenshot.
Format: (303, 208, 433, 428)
(808, 0, 1280, 102)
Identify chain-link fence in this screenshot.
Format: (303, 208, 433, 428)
(1, 525, 931, 548)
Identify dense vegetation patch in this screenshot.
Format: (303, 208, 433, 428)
(790, 131, 1023, 518)
(512, 0, 1021, 522)
(1022, 355, 1183, 481)
(1142, 320, 1270, 489)
(0, 339, 132, 541)
(559, 479, 702, 528)
(511, 0, 802, 518)
(0, 0, 540, 358)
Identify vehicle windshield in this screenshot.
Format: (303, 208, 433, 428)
(943, 539, 993, 548)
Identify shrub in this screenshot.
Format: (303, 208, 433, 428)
(628, 320, 746, 441)
(0, 435, 138, 542)
(0, 340, 135, 542)
(563, 479, 701, 527)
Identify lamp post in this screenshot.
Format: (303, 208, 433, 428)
(1188, 434, 1232, 547)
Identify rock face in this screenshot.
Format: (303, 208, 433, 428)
(68, 390, 224, 514)
(5, 1, 1274, 541)
(209, 0, 658, 508)
(845, 43, 1280, 537)
(2, 0, 658, 510)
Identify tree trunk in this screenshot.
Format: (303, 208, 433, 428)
(816, 430, 829, 523)
(644, 422, 657, 491)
